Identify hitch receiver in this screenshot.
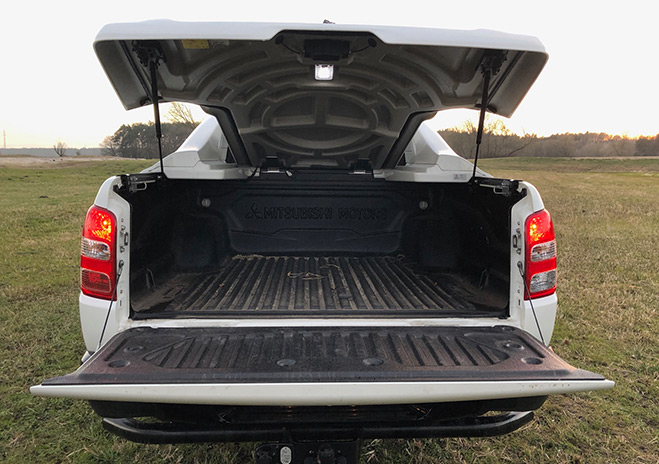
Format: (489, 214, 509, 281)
(255, 440, 361, 464)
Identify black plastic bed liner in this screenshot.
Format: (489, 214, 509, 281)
(43, 326, 601, 386)
(133, 255, 486, 317)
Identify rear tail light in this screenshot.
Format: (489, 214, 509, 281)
(525, 209, 556, 299)
(81, 205, 116, 300)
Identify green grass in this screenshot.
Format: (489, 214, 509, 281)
(1, 157, 657, 463)
(479, 156, 659, 173)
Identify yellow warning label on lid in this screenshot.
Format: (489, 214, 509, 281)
(181, 40, 210, 50)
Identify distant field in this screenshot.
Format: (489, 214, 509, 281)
(479, 156, 659, 173)
(0, 158, 657, 463)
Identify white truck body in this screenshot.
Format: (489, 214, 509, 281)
(32, 21, 611, 452)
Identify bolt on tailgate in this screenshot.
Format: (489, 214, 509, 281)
(32, 326, 612, 406)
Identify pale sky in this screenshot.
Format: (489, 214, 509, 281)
(1, 0, 657, 148)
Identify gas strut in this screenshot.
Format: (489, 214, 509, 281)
(133, 40, 167, 176)
(471, 50, 507, 181)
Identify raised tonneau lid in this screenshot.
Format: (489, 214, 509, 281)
(95, 21, 548, 169)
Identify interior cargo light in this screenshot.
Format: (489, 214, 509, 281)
(315, 64, 334, 81)
(525, 209, 557, 300)
(81, 205, 117, 300)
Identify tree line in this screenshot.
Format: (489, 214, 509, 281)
(439, 118, 659, 158)
(101, 104, 658, 159)
(101, 103, 199, 158)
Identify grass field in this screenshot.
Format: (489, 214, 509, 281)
(0, 157, 657, 463)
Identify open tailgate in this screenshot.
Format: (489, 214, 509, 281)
(32, 326, 612, 406)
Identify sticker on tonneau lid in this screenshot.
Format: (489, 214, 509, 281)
(453, 173, 469, 181)
(181, 40, 210, 50)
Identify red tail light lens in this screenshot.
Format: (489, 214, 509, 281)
(81, 205, 116, 299)
(525, 209, 556, 299)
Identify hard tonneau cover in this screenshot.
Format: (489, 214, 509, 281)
(94, 21, 547, 169)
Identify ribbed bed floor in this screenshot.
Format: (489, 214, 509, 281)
(135, 255, 477, 316)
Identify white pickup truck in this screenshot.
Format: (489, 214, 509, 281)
(32, 21, 612, 463)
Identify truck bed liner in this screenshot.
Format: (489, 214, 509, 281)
(135, 255, 480, 317)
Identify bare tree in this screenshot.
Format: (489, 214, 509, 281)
(100, 135, 119, 156)
(439, 116, 537, 158)
(608, 134, 635, 157)
(484, 119, 538, 157)
(53, 140, 67, 157)
(166, 102, 197, 127)
(439, 119, 477, 158)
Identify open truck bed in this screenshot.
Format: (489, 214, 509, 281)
(127, 175, 515, 319)
(132, 255, 482, 317)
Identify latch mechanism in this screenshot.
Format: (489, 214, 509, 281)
(118, 173, 165, 193)
(471, 177, 519, 197)
(513, 227, 522, 255)
(349, 158, 373, 175)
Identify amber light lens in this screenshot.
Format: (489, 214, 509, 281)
(85, 207, 114, 242)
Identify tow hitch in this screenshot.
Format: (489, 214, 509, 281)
(255, 441, 362, 464)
